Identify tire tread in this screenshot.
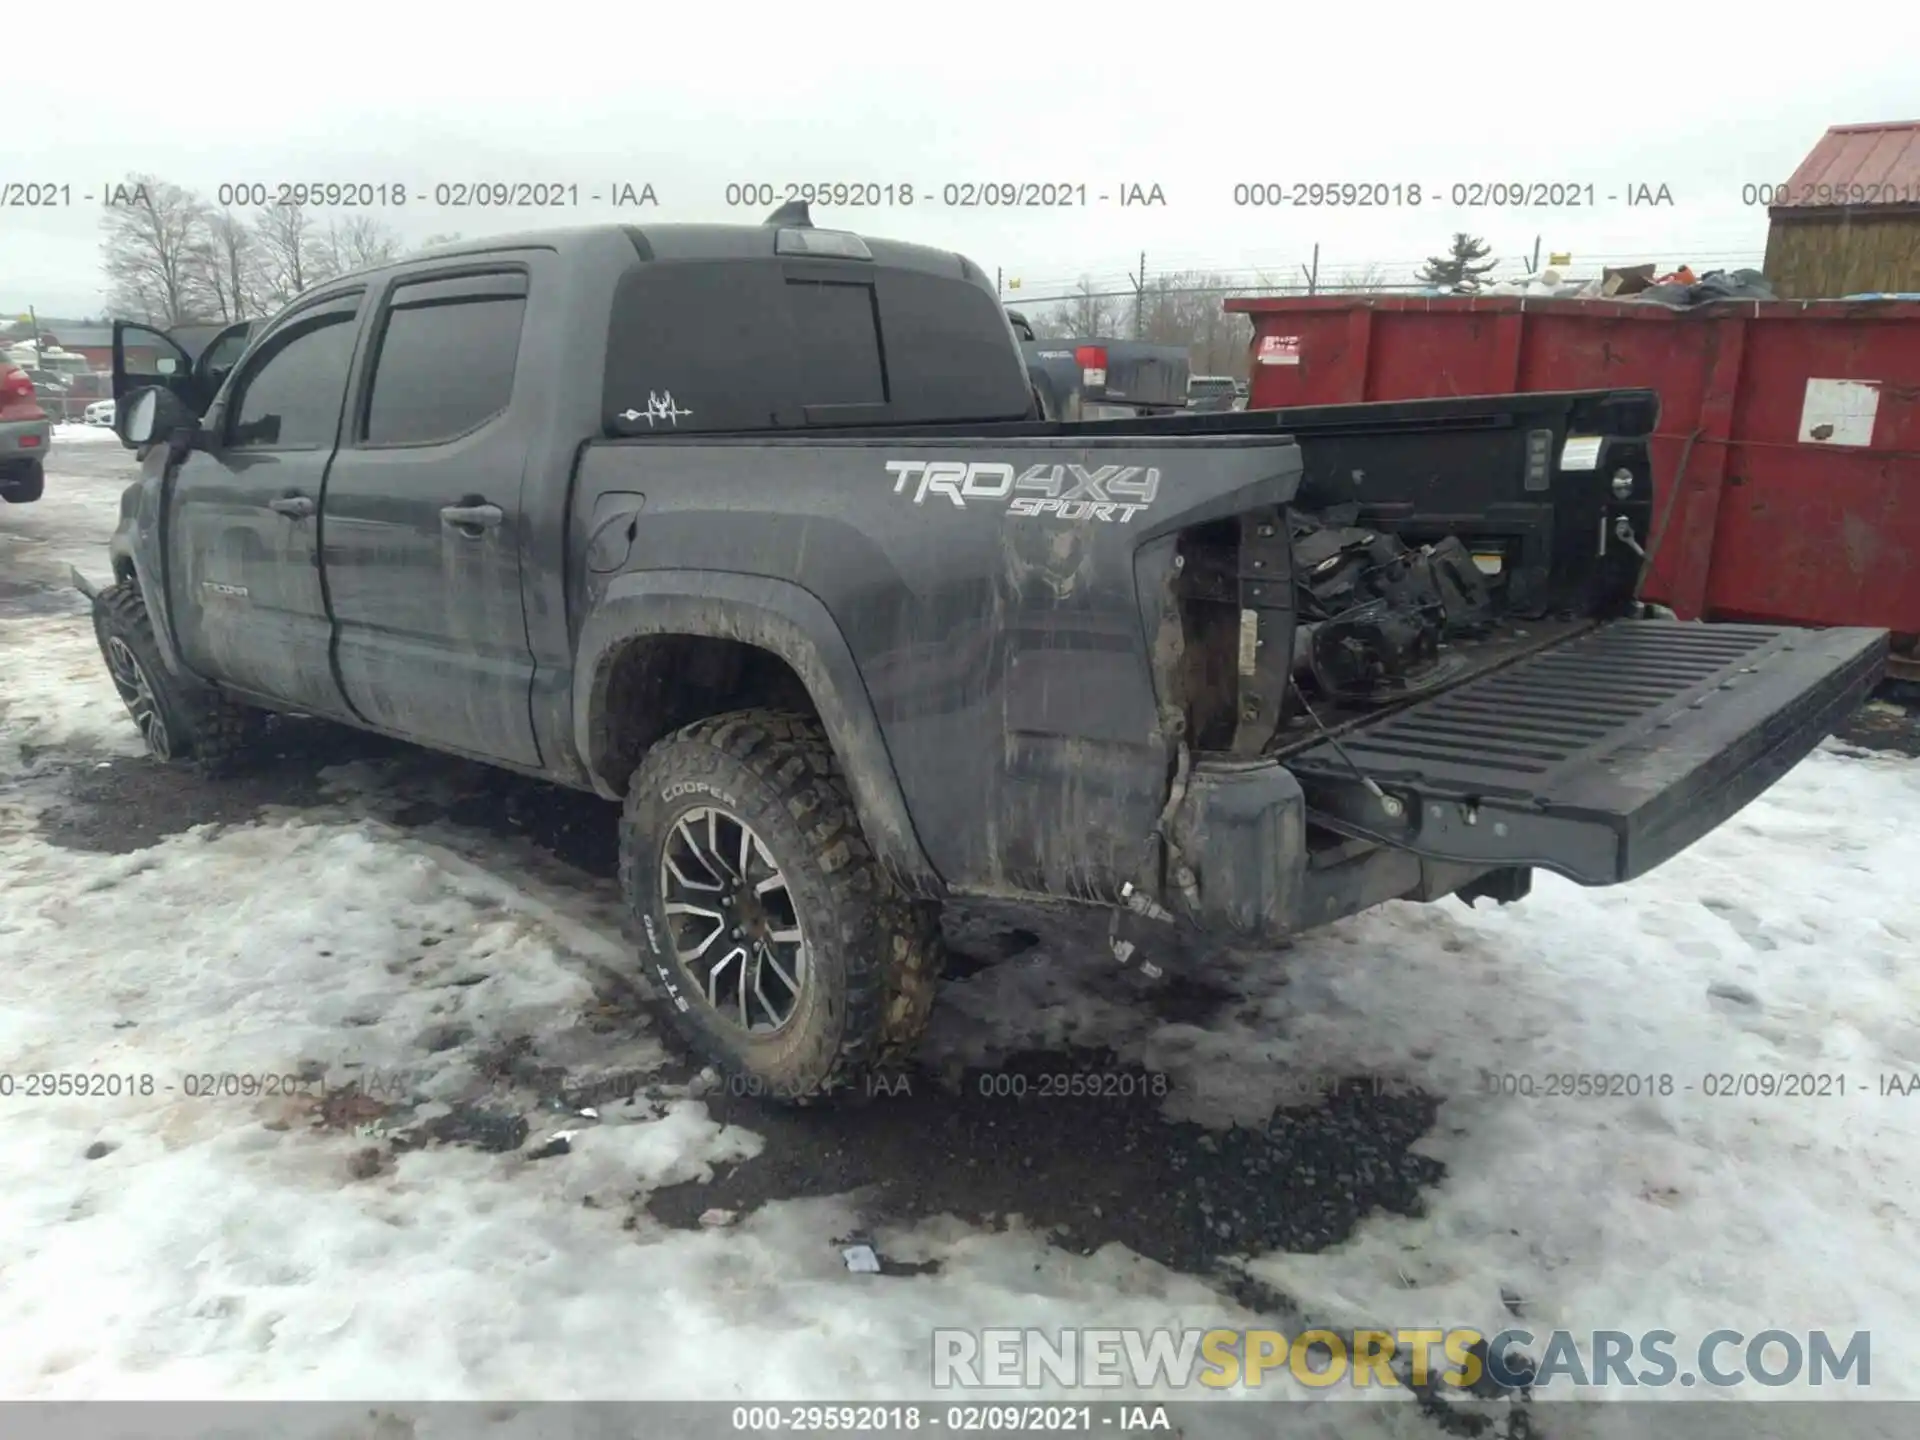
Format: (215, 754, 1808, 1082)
(94, 582, 268, 775)
(617, 707, 940, 1102)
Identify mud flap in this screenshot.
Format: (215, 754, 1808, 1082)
(1287, 621, 1887, 885)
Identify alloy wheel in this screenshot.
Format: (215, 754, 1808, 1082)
(658, 806, 808, 1033)
(104, 635, 172, 762)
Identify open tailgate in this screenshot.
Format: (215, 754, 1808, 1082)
(1288, 621, 1887, 885)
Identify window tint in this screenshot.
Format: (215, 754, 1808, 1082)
(783, 280, 885, 406)
(600, 258, 1029, 436)
(365, 289, 525, 445)
(201, 325, 253, 383)
(119, 325, 189, 383)
(228, 310, 358, 450)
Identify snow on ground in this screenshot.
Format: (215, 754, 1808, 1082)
(0, 753, 1316, 1409)
(2, 450, 1917, 1426)
(51, 423, 122, 444)
(941, 742, 1920, 1360)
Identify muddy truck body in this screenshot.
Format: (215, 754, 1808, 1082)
(77, 210, 1888, 1100)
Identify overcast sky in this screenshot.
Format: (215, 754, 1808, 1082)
(6, 1, 1919, 317)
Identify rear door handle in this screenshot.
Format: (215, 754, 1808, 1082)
(440, 503, 504, 533)
(269, 494, 315, 519)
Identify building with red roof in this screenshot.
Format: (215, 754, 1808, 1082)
(1763, 121, 1920, 297)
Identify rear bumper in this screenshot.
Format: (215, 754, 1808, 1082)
(0, 416, 51, 464)
(1167, 621, 1888, 943)
(1169, 757, 1515, 944)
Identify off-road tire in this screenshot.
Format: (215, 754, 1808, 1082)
(619, 708, 942, 1104)
(1, 460, 43, 503)
(92, 582, 270, 775)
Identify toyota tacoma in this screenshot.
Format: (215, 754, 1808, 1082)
(74, 206, 1888, 1102)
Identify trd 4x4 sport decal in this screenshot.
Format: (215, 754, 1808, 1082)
(884, 460, 1160, 523)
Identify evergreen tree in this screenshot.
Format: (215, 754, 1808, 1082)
(1417, 233, 1499, 291)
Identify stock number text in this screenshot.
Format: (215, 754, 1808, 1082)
(1234, 182, 1422, 207)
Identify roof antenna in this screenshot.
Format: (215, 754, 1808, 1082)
(763, 199, 812, 228)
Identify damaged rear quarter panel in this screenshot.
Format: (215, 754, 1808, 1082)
(572, 433, 1303, 906)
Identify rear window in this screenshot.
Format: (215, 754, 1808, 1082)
(782, 280, 885, 406)
(602, 255, 1029, 435)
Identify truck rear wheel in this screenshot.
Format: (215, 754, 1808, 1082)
(619, 709, 941, 1104)
(92, 582, 269, 775)
(1, 460, 43, 503)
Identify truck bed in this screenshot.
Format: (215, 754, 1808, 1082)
(1268, 617, 1598, 758)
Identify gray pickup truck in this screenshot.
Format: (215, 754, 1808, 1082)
(1005, 310, 1189, 421)
(76, 206, 1888, 1103)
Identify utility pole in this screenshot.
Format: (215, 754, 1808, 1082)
(1530, 235, 1541, 274)
(1300, 244, 1320, 296)
(27, 306, 40, 363)
(996, 266, 1003, 296)
(1128, 252, 1147, 339)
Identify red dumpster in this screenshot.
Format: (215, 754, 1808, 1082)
(1225, 294, 1920, 667)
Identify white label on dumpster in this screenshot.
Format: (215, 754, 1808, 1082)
(1258, 334, 1301, 365)
(1561, 435, 1603, 470)
(1799, 378, 1880, 447)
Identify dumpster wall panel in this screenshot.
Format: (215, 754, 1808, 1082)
(1228, 295, 1920, 639)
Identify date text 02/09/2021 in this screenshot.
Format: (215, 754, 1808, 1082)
(0, 1069, 433, 1100)
(719, 182, 1165, 208)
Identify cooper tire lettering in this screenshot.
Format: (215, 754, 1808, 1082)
(662, 780, 739, 807)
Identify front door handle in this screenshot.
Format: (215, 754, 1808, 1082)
(269, 494, 315, 519)
(441, 502, 504, 534)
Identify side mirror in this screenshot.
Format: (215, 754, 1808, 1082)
(117, 385, 200, 451)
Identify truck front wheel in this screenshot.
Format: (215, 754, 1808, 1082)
(91, 582, 269, 774)
(619, 709, 942, 1104)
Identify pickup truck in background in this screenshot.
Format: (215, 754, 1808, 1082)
(77, 207, 1888, 1104)
(1005, 309, 1189, 421)
(1186, 374, 1240, 412)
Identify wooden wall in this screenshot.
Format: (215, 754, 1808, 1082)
(1764, 208, 1920, 297)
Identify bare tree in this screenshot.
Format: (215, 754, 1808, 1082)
(93, 179, 417, 321)
(100, 174, 213, 324)
(1327, 263, 1389, 293)
(187, 208, 261, 321)
(250, 203, 326, 309)
(312, 214, 404, 276)
(1029, 278, 1122, 338)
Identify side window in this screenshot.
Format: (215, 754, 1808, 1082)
(117, 324, 191, 383)
(199, 324, 254, 391)
(364, 274, 527, 446)
(227, 306, 360, 451)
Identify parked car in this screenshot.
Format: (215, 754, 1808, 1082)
(0, 361, 50, 503)
(84, 398, 116, 426)
(76, 211, 1888, 1105)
